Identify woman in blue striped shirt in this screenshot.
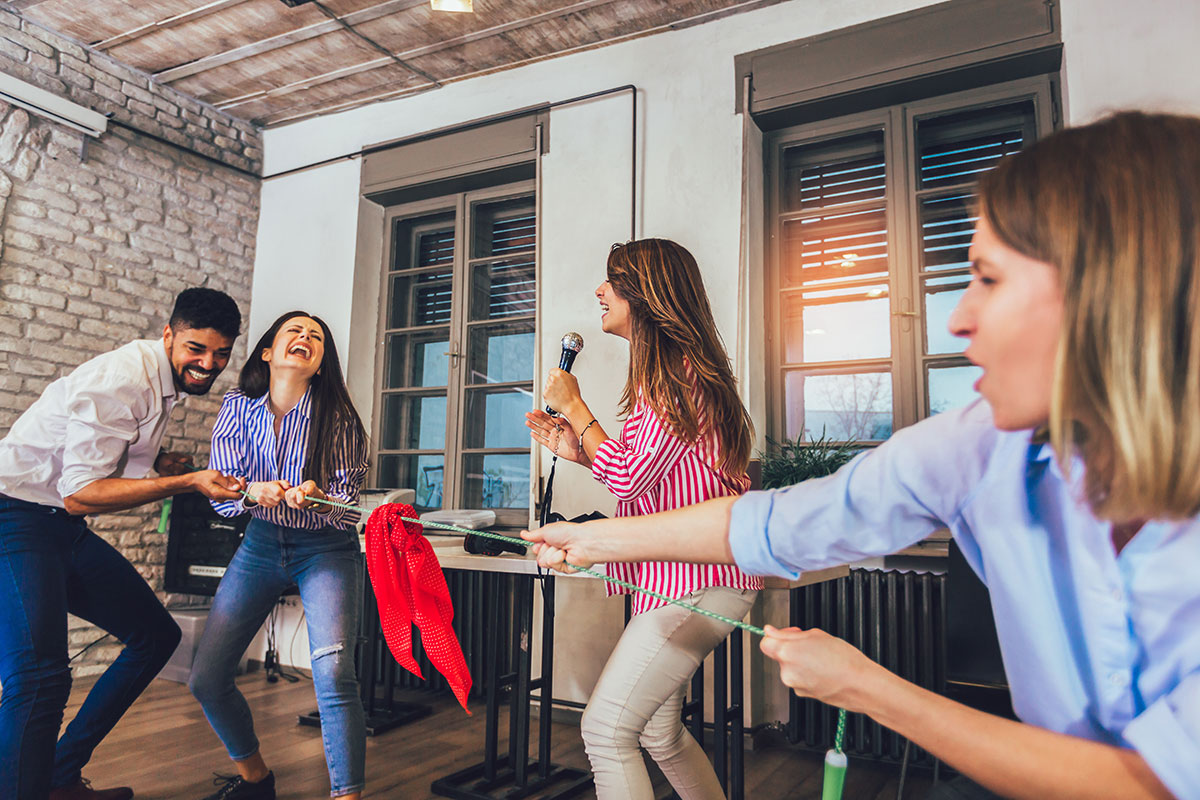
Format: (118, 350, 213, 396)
(188, 311, 370, 800)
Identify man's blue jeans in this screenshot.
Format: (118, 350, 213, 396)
(0, 495, 183, 800)
(188, 518, 365, 797)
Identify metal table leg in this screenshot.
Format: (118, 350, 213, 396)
(714, 639, 728, 790)
(729, 629, 745, 800)
(431, 572, 591, 800)
(537, 576, 555, 780)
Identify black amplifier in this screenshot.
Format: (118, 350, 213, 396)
(164, 492, 250, 596)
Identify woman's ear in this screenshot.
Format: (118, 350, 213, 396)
(261, 347, 272, 363)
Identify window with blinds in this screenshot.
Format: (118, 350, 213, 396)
(916, 101, 1036, 415)
(779, 130, 893, 443)
(768, 82, 1049, 444)
(377, 185, 536, 524)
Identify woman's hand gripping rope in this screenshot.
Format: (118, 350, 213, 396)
(284, 480, 328, 511)
(520, 519, 596, 573)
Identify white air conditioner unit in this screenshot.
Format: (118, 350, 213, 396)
(0, 71, 107, 138)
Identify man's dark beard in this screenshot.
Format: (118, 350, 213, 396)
(173, 366, 217, 395)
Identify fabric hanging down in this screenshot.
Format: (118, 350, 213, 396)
(364, 503, 473, 713)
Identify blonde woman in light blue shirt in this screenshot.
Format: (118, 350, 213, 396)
(524, 112, 1199, 800)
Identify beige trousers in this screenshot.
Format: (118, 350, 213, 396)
(580, 586, 758, 800)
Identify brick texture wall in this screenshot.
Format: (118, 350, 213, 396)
(0, 10, 262, 676)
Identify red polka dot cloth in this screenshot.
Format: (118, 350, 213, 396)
(364, 503, 472, 714)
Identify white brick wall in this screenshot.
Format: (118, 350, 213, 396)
(0, 11, 262, 676)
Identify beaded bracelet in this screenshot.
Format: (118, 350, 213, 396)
(578, 417, 598, 449)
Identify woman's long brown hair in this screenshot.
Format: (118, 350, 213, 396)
(239, 311, 369, 491)
(606, 239, 753, 475)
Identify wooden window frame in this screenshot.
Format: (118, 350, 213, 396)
(764, 76, 1057, 447)
(372, 178, 537, 528)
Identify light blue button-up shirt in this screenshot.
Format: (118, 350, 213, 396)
(730, 401, 1200, 798)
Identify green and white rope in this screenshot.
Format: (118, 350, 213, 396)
(166, 480, 848, 767)
(298, 491, 848, 753)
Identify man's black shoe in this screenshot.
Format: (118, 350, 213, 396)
(200, 772, 275, 800)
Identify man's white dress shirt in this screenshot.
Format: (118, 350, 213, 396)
(0, 339, 181, 508)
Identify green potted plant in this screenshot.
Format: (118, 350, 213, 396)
(758, 428, 858, 490)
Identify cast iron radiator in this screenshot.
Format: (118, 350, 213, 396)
(361, 568, 514, 699)
(787, 568, 945, 767)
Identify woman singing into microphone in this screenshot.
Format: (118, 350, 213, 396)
(188, 311, 369, 800)
(525, 239, 761, 800)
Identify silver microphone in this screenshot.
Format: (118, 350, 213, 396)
(546, 332, 584, 414)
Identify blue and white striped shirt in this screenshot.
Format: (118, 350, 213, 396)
(209, 388, 368, 530)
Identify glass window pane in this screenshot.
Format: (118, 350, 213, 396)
(782, 207, 888, 287)
(461, 453, 529, 510)
(380, 393, 446, 450)
(469, 258, 535, 320)
(391, 211, 455, 270)
(384, 330, 449, 389)
(472, 197, 535, 259)
(467, 321, 534, 385)
(785, 371, 893, 442)
(462, 387, 533, 449)
(782, 130, 886, 212)
(388, 269, 453, 329)
(377, 454, 444, 509)
(928, 364, 983, 415)
(916, 100, 1036, 190)
(924, 274, 970, 355)
(783, 286, 891, 363)
(919, 193, 977, 273)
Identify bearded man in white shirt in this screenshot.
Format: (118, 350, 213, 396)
(0, 287, 249, 800)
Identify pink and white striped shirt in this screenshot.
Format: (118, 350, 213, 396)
(590, 391, 763, 615)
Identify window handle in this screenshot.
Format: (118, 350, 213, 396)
(892, 299, 918, 332)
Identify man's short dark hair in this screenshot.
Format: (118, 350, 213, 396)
(169, 288, 241, 339)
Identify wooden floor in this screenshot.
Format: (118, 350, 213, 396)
(66, 671, 931, 799)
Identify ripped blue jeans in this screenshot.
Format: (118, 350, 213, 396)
(189, 519, 364, 797)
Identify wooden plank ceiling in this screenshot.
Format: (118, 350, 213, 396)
(14, 0, 786, 127)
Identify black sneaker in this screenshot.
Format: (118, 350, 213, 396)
(200, 772, 276, 800)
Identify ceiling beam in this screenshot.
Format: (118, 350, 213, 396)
(216, 0, 615, 109)
(155, 0, 428, 83)
(255, 0, 786, 127)
(92, 0, 254, 51)
(309, 0, 441, 87)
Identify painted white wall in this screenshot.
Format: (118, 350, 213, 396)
(1060, 0, 1200, 123)
(248, 159, 361, 351)
(250, 0, 1200, 717)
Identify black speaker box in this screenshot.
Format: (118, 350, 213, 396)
(164, 492, 250, 596)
